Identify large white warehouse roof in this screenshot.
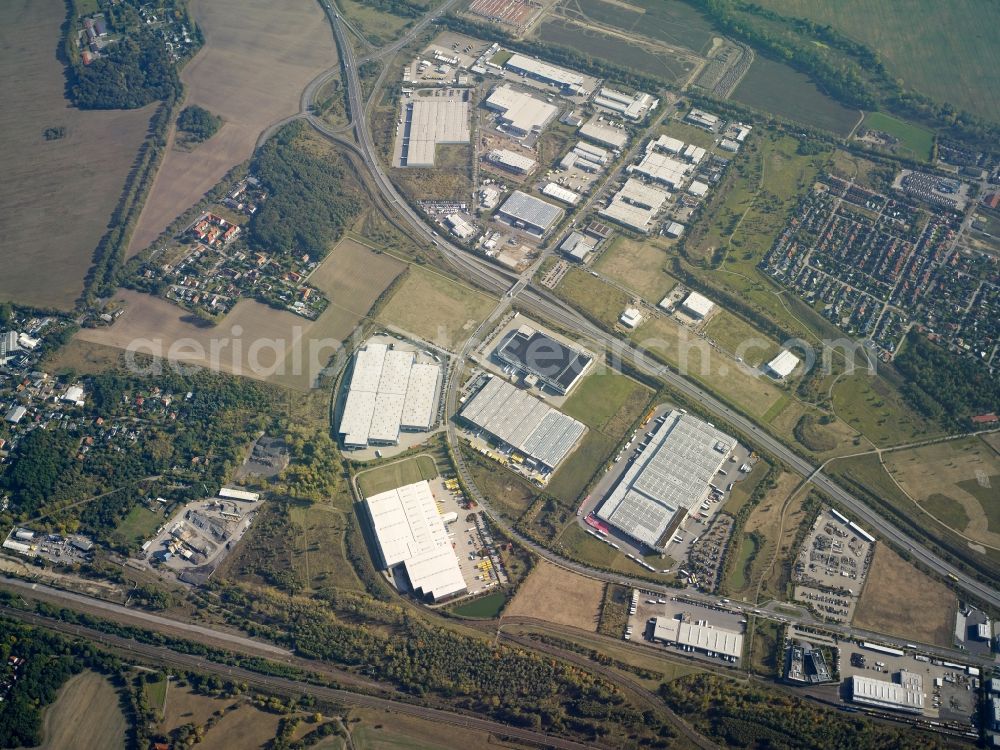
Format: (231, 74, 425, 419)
(363, 481, 466, 601)
(486, 84, 557, 135)
(766, 350, 800, 379)
(339, 343, 441, 446)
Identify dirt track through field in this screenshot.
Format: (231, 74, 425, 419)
(127, 0, 339, 255)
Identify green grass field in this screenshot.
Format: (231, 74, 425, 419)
(144, 676, 168, 716)
(449, 592, 507, 618)
(556, 268, 635, 330)
(862, 112, 935, 161)
(357, 455, 438, 496)
(558, 523, 674, 582)
(109, 505, 161, 548)
(288, 501, 365, 594)
(921, 494, 971, 531)
(831, 370, 943, 446)
(752, 0, 1000, 122)
(561, 370, 652, 440)
(726, 534, 760, 592)
(702, 311, 779, 366)
(461, 447, 537, 519)
(546, 431, 617, 505)
(337, 0, 412, 45)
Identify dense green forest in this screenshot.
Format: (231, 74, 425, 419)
(894, 331, 1000, 424)
(661, 673, 951, 749)
(249, 124, 361, 259)
(176, 105, 222, 142)
(1, 369, 278, 547)
(69, 30, 180, 109)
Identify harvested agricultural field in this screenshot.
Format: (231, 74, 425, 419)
(558, 0, 717, 56)
(505, 559, 604, 631)
(78, 238, 402, 390)
(752, 0, 1000, 122)
(884, 436, 1000, 546)
(0, 0, 154, 309)
(854, 544, 957, 647)
(128, 0, 339, 255)
(732, 55, 859, 136)
(38, 671, 127, 750)
(376, 265, 496, 350)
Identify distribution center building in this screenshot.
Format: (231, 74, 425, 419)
(487, 148, 538, 174)
(680, 291, 714, 319)
(485, 84, 558, 136)
(493, 324, 593, 395)
(652, 618, 744, 659)
(398, 97, 470, 167)
(496, 190, 563, 236)
(504, 53, 586, 93)
(460, 375, 586, 471)
(850, 673, 925, 714)
(596, 410, 736, 549)
(363, 480, 467, 602)
(339, 343, 442, 448)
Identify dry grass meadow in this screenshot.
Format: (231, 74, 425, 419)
(0, 0, 155, 309)
(38, 671, 127, 750)
(884, 436, 1000, 547)
(77, 238, 402, 390)
(128, 0, 339, 255)
(505, 560, 604, 631)
(854, 544, 958, 647)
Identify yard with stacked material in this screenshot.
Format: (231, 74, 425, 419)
(0, 0, 154, 309)
(751, 0, 1000, 122)
(853, 545, 957, 647)
(505, 559, 604, 631)
(78, 238, 403, 390)
(128, 0, 339, 255)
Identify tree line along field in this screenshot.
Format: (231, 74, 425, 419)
(128, 0, 340, 256)
(749, 0, 1000, 123)
(0, 0, 155, 310)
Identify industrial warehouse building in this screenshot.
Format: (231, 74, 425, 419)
(680, 291, 714, 319)
(460, 375, 586, 471)
(494, 324, 593, 395)
(496, 190, 563, 236)
(850, 673, 925, 713)
(487, 148, 537, 174)
(596, 410, 736, 549)
(592, 87, 658, 121)
(542, 182, 580, 205)
(600, 178, 670, 234)
(363, 480, 467, 602)
(339, 343, 442, 448)
(765, 349, 801, 379)
(652, 617, 744, 660)
(398, 96, 470, 167)
(578, 118, 628, 149)
(628, 152, 693, 190)
(484, 84, 558, 136)
(559, 231, 596, 262)
(504, 53, 586, 94)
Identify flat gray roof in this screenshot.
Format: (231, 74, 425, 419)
(498, 190, 562, 233)
(461, 376, 585, 470)
(596, 410, 736, 548)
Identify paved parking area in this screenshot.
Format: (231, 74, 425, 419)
(793, 509, 873, 617)
(840, 646, 978, 723)
(793, 584, 856, 623)
(626, 593, 747, 666)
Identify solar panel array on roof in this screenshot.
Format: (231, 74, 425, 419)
(494, 328, 592, 394)
(596, 410, 735, 548)
(461, 377, 586, 470)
